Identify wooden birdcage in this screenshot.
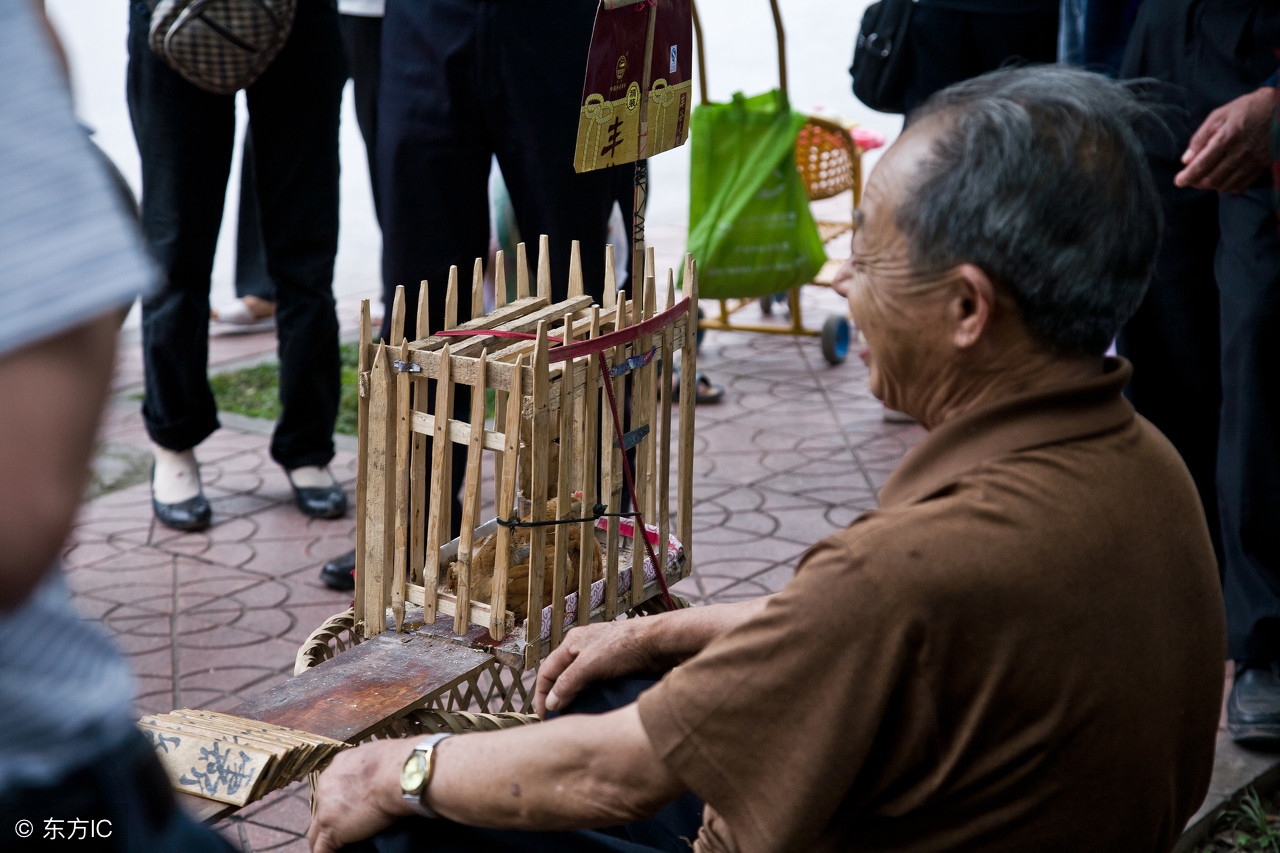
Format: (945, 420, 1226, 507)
(354, 237, 698, 671)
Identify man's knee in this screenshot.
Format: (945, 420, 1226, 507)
(549, 674, 666, 719)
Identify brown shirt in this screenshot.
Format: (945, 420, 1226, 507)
(637, 359, 1225, 853)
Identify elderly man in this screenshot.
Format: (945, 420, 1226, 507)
(308, 66, 1225, 853)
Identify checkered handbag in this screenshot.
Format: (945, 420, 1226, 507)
(149, 0, 296, 95)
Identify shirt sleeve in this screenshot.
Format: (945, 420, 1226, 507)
(636, 522, 938, 853)
(0, 2, 155, 360)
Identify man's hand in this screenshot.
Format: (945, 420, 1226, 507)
(1175, 86, 1275, 193)
(535, 598, 773, 717)
(308, 739, 418, 853)
(534, 619, 658, 717)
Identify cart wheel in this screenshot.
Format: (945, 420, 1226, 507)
(821, 315, 850, 365)
(696, 307, 706, 351)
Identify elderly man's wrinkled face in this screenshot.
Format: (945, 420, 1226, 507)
(846, 122, 954, 416)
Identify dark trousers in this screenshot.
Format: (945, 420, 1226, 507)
(0, 729, 235, 853)
(376, 0, 630, 527)
(127, 0, 344, 469)
(1215, 184, 1280, 660)
(236, 12, 383, 301)
(902, 4, 1059, 116)
(1119, 0, 1280, 661)
(1122, 178, 1280, 662)
(341, 676, 703, 853)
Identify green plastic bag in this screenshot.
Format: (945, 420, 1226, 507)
(684, 90, 827, 300)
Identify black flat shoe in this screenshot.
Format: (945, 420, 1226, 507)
(1228, 662, 1280, 745)
(288, 472, 348, 520)
(152, 494, 212, 532)
(151, 463, 211, 532)
(320, 549, 356, 591)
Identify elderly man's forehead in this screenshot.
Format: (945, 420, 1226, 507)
(859, 120, 946, 224)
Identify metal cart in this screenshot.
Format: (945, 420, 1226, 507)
(690, 0, 869, 365)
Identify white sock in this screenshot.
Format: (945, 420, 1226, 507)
(287, 465, 335, 489)
(152, 445, 201, 503)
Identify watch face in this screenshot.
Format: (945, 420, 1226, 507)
(401, 752, 427, 793)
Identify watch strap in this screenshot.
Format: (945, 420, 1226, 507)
(402, 733, 452, 818)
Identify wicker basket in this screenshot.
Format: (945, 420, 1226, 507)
(795, 114, 861, 203)
(294, 596, 693, 723)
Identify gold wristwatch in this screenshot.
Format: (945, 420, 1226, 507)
(400, 733, 452, 818)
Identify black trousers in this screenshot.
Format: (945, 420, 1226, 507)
(1119, 0, 1280, 661)
(340, 676, 704, 853)
(0, 729, 234, 853)
(236, 12, 383, 301)
(901, 3, 1059, 116)
(127, 0, 345, 469)
(376, 0, 631, 528)
(377, 0, 626, 342)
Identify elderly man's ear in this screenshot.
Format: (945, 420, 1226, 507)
(948, 263, 997, 350)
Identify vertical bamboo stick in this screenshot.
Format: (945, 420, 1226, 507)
(423, 344, 455, 624)
(490, 354, 524, 641)
(526, 323, 551, 668)
(354, 300, 372, 632)
(390, 286, 406, 348)
(392, 340, 412, 632)
(550, 312, 576, 648)
(658, 277, 675, 595)
(601, 297, 627, 620)
(410, 282, 430, 584)
(445, 267, 458, 330)
(471, 258, 484, 321)
(642, 276, 659, 522)
(516, 243, 530, 301)
(630, 277, 653, 606)
(578, 307, 601, 626)
(455, 349, 487, 634)
(364, 344, 392, 637)
(603, 245, 616, 310)
(678, 256, 698, 580)
(536, 234, 551, 300)
(568, 240, 583, 299)
(416, 281, 429, 341)
(494, 250, 507, 310)
(493, 386, 507, 503)
(630, 253, 646, 320)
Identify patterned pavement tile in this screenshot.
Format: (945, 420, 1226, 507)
(219, 785, 315, 853)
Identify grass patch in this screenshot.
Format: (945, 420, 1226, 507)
(210, 341, 492, 436)
(210, 342, 361, 435)
(1199, 788, 1280, 853)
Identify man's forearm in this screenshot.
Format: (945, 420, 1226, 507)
(636, 595, 772, 664)
(427, 705, 684, 829)
(309, 704, 687, 852)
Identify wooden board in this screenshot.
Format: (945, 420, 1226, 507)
(222, 632, 492, 746)
(177, 629, 493, 822)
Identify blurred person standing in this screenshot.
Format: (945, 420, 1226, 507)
(128, 0, 349, 532)
(900, 0, 1060, 115)
(1118, 0, 1280, 744)
(318, 0, 632, 590)
(0, 3, 235, 848)
(215, 0, 385, 334)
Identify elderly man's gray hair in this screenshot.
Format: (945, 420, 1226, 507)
(900, 65, 1162, 356)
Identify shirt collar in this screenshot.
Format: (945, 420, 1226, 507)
(878, 357, 1135, 509)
